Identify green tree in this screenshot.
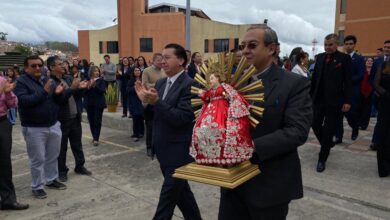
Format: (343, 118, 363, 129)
(14, 44, 33, 56)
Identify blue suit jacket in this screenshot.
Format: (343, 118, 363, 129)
(350, 53, 365, 101)
(152, 72, 195, 168)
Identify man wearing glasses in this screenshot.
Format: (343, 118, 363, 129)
(14, 55, 66, 199)
(218, 25, 312, 219)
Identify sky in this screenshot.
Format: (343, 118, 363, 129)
(0, 0, 336, 57)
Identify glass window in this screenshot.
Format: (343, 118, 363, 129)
(214, 39, 229, 53)
(107, 41, 118, 53)
(204, 39, 209, 53)
(99, 41, 103, 54)
(340, 0, 347, 14)
(140, 38, 153, 52)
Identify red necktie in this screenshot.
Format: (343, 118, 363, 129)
(325, 54, 331, 64)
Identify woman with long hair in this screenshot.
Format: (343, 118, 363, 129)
(126, 67, 144, 141)
(85, 66, 106, 146)
(136, 56, 148, 72)
(358, 57, 374, 130)
(118, 57, 133, 117)
(374, 60, 390, 177)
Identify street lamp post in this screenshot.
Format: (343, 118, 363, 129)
(185, 0, 191, 50)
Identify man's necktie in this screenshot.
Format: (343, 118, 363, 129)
(162, 80, 172, 100)
(325, 54, 331, 64)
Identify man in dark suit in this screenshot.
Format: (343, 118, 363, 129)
(135, 43, 202, 220)
(334, 35, 365, 143)
(311, 34, 353, 172)
(218, 24, 312, 219)
(369, 40, 390, 150)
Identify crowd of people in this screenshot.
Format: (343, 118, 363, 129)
(0, 24, 389, 220)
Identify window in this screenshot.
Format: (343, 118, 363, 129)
(338, 30, 345, 44)
(214, 39, 229, 52)
(234, 38, 239, 50)
(340, 0, 347, 14)
(204, 39, 209, 53)
(140, 38, 153, 52)
(99, 41, 103, 54)
(107, 41, 118, 53)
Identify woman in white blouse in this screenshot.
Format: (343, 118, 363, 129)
(291, 52, 309, 78)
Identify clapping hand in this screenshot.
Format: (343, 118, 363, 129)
(0, 80, 15, 94)
(135, 80, 159, 104)
(71, 78, 81, 89)
(55, 83, 65, 94)
(44, 79, 53, 93)
(79, 80, 88, 89)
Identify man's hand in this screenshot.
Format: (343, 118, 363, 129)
(135, 80, 146, 102)
(144, 88, 159, 104)
(71, 78, 81, 89)
(342, 104, 351, 113)
(79, 80, 88, 89)
(44, 79, 53, 93)
(55, 83, 65, 94)
(3, 82, 16, 93)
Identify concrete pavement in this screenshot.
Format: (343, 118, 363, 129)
(1, 110, 390, 220)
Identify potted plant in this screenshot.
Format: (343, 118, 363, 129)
(105, 84, 119, 112)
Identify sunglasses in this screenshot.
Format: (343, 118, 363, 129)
(30, 64, 43, 68)
(239, 42, 259, 50)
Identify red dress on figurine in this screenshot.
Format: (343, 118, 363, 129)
(190, 83, 254, 166)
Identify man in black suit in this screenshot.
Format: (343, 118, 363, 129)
(218, 24, 312, 220)
(311, 34, 353, 172)
(135, 43, 202, 220)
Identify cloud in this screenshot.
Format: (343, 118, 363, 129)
(0, 0, 335, 57)
(0, 0, 117, 44)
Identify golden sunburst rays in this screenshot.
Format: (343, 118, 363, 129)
(190, 53, 265, 128)
(230, 56, 248, 85)
(242, 93, 264, 102)
(191, 99, 203, 107)
(238, 80, 264, 93)
(249, 105, 264, 118)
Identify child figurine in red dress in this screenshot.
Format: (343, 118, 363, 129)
(190, 72, 254, 166)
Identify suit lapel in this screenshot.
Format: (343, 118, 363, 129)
(158, 78, 167, 98)
(262, 64, 280, 106)
(163, 72, 186, 102)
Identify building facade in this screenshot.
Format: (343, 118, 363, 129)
(335, 0, 390, 56)
(78, 0, 251, 64)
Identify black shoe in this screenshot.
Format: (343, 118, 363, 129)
(359, 126, 367, 130)
(133, 137, 139, 142)
(75, 167, 92, 176)
(316, 162, 326, 173)
(131, 134, 137, 138)
(370, 143, 378, 151)
(351, 129, 359, 140)
(0, 202, 29, 210)
(32, 189, 47, 199)
(46, 180, 67, 190)
(93, 141, 99, 146)
(59, 174, 68, 182)
(121, 114, 127, 118)
(139, 134, 144, 138)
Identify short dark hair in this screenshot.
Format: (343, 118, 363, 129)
(377, 48, 384, 51)
(325, 33, 338, 41)
(230, 48, 240, 53)
(47, 55, 61, 71)
(165, 43, 188, 67)
(104, 54, 110, 59)
(384, 39, 390, 44)
(24, 55, 43, 67)
(295, 51, 308, 64)
(344, 35, 357, 44)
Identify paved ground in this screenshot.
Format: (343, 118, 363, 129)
(1, 110, 390, 220)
